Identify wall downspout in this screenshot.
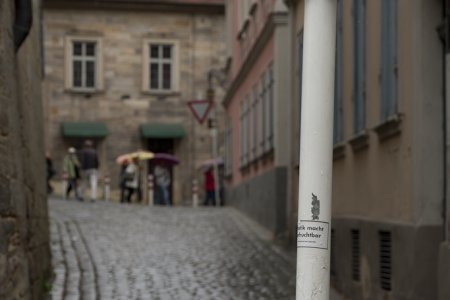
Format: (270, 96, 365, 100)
(14, 0, 33, 52)
(283, 0, 294, 244)
(444, 0, 449, 243)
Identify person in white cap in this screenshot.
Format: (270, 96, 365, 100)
(63, 147, 82, 200)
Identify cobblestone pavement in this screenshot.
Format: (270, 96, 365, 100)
(48, 198, 296, 300)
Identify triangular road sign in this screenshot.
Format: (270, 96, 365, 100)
(187, 99, 213, 124)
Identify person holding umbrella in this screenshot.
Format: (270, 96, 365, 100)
(154, 163, 171, 206)
(123, 156, 139, 203)
(116, 150, 154, 203)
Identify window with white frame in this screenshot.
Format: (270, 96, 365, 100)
(65, 37, 103, 91)
(244, 95, 250, 165)
(259, 74, 266, 154)
(247, 93, 253, 163)
(240, 101, 244, 168)
(251, 86, 258, 160)
(240, 98, 250, 168)
(225, 117, 233, 177)
(266, 64, 274, 150)
(239, 95, 251, 168)
(143, 41, 179, 93)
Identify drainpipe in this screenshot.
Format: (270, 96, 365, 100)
(443, 0, 449, 243)
(284, 0, 295, 244)
(14, 0, 33, 52)
(438, 0, 449, 242)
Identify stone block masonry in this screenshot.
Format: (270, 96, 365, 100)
(0, 0, 52, 299)
(42, 6, 227, 204)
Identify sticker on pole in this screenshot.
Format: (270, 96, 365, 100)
(297, 220, 330, 250)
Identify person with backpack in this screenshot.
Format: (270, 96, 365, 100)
(63, 147, 82, 200)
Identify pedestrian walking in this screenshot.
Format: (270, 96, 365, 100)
(119, 161, 129, 203)
(63, 147, 82, 200)
(136, 162, 143, 203)
(79, 139, 99, 202)
(46, 151, 56, 194)
(154, 164, 171, 206)
(203, 168, 216, 206)
(124, 157, 139, 203)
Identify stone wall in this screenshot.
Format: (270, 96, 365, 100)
(225, 167, 288, 237)
(0, 0, 52, 299)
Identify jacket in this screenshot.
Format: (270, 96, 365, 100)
(79, 147, 99, 170)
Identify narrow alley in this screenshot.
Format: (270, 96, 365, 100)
(48, 198, 296, 300)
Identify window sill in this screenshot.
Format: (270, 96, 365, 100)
(333, 142, 346, 160)
(142, 90, 180, 97)
(239, 163, 251, 173)
(261, 147, 274, 162)
(349, 131, 369, 152)
(238, 19, 250, 40)
(249, 2, 258, 15)
(66, 88, 102, 95)
(374, 114, 402, 142)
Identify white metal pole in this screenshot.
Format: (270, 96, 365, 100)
(104, 174, 110, 202)
(296, 0, 336, 299)
(192, 179, 199, 207)
(62, 172, 68, 200)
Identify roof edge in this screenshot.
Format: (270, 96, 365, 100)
(43, 0, 225, 14)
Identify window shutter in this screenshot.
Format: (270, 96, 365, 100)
(380, 0, 398, 120)
(334, 0, 343, 144)
(297, 31, 304, 150)
(353, 0, 366, 134)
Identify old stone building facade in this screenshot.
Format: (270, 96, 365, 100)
(42, 0, 226, 204)
(0, 0, 52, 299)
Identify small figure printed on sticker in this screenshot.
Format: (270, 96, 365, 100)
(311, 193, 320, 220)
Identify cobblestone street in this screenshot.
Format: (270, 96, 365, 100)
(48, 198, 296, 300)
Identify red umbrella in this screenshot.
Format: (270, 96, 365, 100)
(151, 153, 179, 165)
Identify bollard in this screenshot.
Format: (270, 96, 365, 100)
(103, 173, 110, 202)
(62, 172, 68, 200)
(148, 174, 154, 206)
(192, 179, 199, 208)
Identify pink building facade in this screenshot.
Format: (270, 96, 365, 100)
(222, 0, 291, 237)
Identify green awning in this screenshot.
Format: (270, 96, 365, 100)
(61, 122, 108, 138)
(140, 123, 186, 139)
